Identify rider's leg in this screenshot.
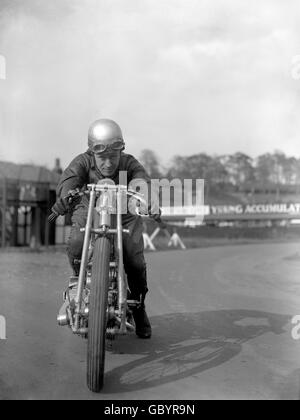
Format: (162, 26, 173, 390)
(67, 225, 85, 276)
(123, 216, 152, 339)
(67, 204, 87, 276)
(67, 210, 151, 338)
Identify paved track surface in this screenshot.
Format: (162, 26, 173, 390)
(0, 242, 300, 400)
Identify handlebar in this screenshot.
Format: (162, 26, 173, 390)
(48, 185, 165, 226)
(48, 188, 85, 223)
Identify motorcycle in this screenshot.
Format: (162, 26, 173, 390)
(49, 181, 161, 392)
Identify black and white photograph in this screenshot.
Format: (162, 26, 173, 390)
(0, 0, 300, 403)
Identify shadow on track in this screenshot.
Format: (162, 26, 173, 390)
(102, 309, 290, 393)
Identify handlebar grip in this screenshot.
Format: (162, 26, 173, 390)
(154, 215, 168, 229)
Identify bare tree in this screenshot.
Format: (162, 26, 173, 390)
(139, 149, 162, 178)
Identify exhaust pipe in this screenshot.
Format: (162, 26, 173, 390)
(57, 301, 70, 326)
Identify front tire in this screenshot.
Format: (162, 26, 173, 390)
(87, 236, 111, 392)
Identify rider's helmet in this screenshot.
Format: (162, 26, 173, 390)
(88, 119, 125, 154)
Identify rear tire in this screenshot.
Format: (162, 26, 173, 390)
(87, 236, 111, 392)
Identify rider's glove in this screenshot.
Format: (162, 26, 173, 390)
(51, 197, 71, 217)
(51, 190, 81, 217)
(138, 198, 160, 217)
(150, 209, 167, 229)
(150, 208, 162, 221)
(148, 188, 160, 217)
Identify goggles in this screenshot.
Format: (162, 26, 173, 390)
(91, 140, 125, 154)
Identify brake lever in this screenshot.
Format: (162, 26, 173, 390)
(48, 188, 85, 224)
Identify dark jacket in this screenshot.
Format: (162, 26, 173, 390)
(57, 150, 150, 197)
(57, 151, 151, 225)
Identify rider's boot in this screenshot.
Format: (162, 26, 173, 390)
(71, 259, 80, 277)
(131, 294, 152, 339)
(63, 259, 80, 301)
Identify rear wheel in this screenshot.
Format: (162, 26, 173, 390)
(87, 236, 111, 392)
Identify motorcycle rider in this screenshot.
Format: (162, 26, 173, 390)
(51, 119, 160, 339)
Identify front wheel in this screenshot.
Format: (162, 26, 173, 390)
(87, 236, 111, 392)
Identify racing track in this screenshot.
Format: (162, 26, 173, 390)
(0, 242, 300, 400)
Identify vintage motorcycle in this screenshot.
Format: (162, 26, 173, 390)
(49, 181, 160, 392)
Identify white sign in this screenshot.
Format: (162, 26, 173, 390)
(291, 55, 300, 81)
(210, 203, 300, 215)
(161, 205, 209, 217)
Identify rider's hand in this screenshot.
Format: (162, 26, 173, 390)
(51, 190, 81, 217)
(138, 200, 160, 217)
(51, 197, 71, 217)
(137, 200, 149, 216)
(150, 210, 167, 228)
(154, 215, 168, 230)
(148, 189, 160, 217)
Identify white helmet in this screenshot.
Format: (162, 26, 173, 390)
(88, 119, 125, 154)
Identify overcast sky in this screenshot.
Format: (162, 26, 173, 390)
(0, 0, 300, 169)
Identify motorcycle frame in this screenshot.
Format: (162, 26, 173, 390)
(73, 183, 129, 334)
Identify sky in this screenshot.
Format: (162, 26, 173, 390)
(0, 0, 300, 170)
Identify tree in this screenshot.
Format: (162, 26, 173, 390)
(254, 151, 295, 196)
(282, 156, 297, 185)
(295, 159, 300, 193)
(255, 153, 274, 189)
(224, 152, 254, 190)
(139, 149, 162, 178)
(167, 155, 190, 179)
(209, 155, 230, 187)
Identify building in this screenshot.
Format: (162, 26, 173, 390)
(0, 161, 60, 247)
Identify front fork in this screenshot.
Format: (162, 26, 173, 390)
(73, 186, 96, 332)
(116, 188, 127, 334)
(73, 185, 128, 335)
